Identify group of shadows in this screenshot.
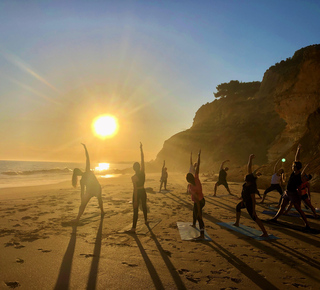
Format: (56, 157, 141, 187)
(53, 188, 320, 290)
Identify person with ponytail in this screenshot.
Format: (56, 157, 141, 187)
(72, 143, 104, 223)
(128, 142, 148, 233)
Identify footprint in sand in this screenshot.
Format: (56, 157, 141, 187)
(5, 281, 20, 288)
(16, 258, 24, 263)
(122, 262, 138, 267)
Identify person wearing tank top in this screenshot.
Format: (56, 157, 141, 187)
(261, 159, 285, 205)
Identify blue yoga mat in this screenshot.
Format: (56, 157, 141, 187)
(263, 210, 316, 219)
(217, 222, 280, 241)
(177, 222, 212, 241)
(269, 206, 320, 213)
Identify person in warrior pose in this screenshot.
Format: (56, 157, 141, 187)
(129, 142, 148, 233)
(284, 164, 318, 218)
(270, 144, 311, 230)
(159, 160, 168, 192)
(186, 150, 206, 240)
(214, 160, 231, 196)
(234, 154, 268, 237)
(261, 159, 285, 205)
(72, 143, 104, 223)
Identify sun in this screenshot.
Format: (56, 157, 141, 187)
(92, 115, 118, 138)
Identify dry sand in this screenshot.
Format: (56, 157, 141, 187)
(1, 172, 320, 289)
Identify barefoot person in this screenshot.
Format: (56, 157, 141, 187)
(186, 150, 206, 240)
(261, 159, 285, 205)
(72, 143, 104, 223)
(129, 142, 148, 233)
(270, 144, 311, 229)
(284, 164, 318, 218)
(159, 160, 168, 192)
(214, 160, 231, 196)
(234, 154, 268, 237)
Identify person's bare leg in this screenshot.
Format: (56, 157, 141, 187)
(293, 203, 310, 228)
(214, 183, 218, 196)
(234, 211, 241, 227)
(255, 217, 268, 237)
(74, 194, 91, 222)
(271, 199, 288, 221)
(304, 199, 318, 218)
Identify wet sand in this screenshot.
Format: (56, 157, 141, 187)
(1, 172, 320, 289)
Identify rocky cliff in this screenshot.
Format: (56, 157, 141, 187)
(153, 44, 320, 190)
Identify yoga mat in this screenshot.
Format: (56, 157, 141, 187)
(263, 210, 316, 219)
(217, 222, 279, 241)
(119, 219, 162, 235)
(177, 222, 212, 241)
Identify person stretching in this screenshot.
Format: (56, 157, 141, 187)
(72, 143, 104, 223)
(129, 142, 148, 233)
(234, 154, 268, 237)
(186, 150, 206, 240)
(261, 159, 285, 205)
(270, 144, 311, 230)
(284, 164, 318, 218)
(214, 160, 231, 196)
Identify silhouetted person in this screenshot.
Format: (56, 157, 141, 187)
(129, 142, 148, 233)
(159, 160, 168, 192)
(261, 158, 285, 205)
(72, 143, 104, 223)
(234, 154, 268, 237)
(214, 160, 231, 196)
(186, 150, 206, 240)
(270, 144, 311, 230)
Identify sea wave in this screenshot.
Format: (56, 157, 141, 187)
(1, 168, 72, 176)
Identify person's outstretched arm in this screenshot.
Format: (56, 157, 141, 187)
(220, 160, 230, 171)
(273, 159, 281, 174)
(301, 163, 309, 175)
(81, 143, 90, 172)
(247, 154, 255, 174)
(162, 160, 165, 170)
(190, 152, 193, 166)
(140, 142, 145, 173)
(195, 150, 201, 175)
(295, 144, 302, 162)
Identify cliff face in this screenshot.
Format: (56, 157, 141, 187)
(154, 45, 320, 190)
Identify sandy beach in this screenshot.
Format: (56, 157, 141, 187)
(1, 172, 320, 289)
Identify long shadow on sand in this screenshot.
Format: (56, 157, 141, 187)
(147, 225, 187, 290)
(54, 225, 77, 290)
(86, 218, 104, 290)
(203, 240, 278, 290)
(132, 234, 165, 290)
(165, 191, 320, 284)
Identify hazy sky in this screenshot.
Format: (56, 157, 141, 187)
(0, 0, 319, 163)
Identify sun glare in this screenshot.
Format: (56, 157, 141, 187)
(92, 115, 118, 138)
(95, 163, 110, 171)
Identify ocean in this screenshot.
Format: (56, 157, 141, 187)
(0, 160, 131, 189)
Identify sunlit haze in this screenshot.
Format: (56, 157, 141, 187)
(0, 0, 319, 163)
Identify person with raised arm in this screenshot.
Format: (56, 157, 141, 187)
(234, 154, 268, 237)
(186, 150, 206, 240)
(270, 144, 311, 229)
(159, 160, 168, 192)
(129, 142, 148, 233)
(261, 159, 285, 205)
(214, 160, 231, 196)
(72, 143, 104, 223)
(284, 164, 318, 218)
